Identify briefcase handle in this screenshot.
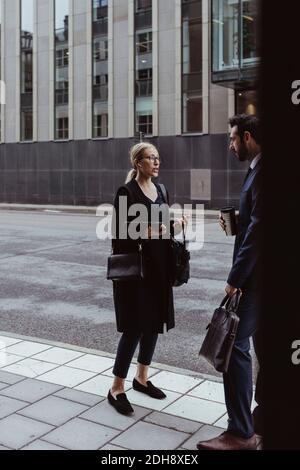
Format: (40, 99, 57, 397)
(220, 290, 242, 312)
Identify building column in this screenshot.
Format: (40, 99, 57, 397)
(1, 0, 6, 142)
(15, 0, 20, 142)
(108, 0, 114, 138)
(32, 0, 38, 141)
(128, 0, 134, 137)
(202, 0, 209, 134)
(49, 0, 54, 140)
(68, 0, 74, 140)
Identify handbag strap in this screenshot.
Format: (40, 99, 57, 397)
(158, 183, 169, 204)
(220, 291, 242, 312)
(159, 183, 187, 247)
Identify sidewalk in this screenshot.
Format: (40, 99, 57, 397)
(0, 332, 261, 451)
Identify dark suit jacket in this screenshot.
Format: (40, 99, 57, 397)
(227, 158, 262, 291)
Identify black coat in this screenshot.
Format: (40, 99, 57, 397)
(227, 158, 262, 291)
(112, 179, 175, 334)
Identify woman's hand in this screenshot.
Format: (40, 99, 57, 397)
(173, 215, 189, 235)
(145, 224, 167, 238)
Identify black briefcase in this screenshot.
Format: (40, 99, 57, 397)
(199, 291, 241, 373)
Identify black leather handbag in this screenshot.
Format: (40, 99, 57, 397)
(199, 291, 241, 373)
(158, 184, 190, 287)
(107, 243, 146, 282)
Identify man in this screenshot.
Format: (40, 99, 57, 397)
(197, 114, 262, 450)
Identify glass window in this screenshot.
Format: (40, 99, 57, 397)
(136, 32, 152, 54)
(182, 0, 203, 133)
(57, 117, 69, 140)
(20, 0, 34, 141)
(54, 0, 69, 140)
(136, 112, 152, 135)
(212, 0, 239, 72)
(93, 0, 108, 22)
(55, 0, 69, 31)
(135, 1, 153, 136)
(242, 0, 259, 66)
(136, 0, 152, 12)
(212, 0, 260, 74)
(92, 0, 108, 138)
(93, 113, 108, 137)
(93, 38, 108, 61)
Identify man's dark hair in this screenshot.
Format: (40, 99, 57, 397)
(229, 114, 261, 145)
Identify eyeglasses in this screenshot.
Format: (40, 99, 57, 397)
(143, 155, 161, 164)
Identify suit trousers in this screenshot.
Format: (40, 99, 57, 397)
(223, 288, 261, 439)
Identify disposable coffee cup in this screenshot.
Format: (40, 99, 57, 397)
(220, 207, 237, 236)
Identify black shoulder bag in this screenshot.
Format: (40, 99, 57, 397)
(159, 184, 190, 287)
(107, 185, 146, 282)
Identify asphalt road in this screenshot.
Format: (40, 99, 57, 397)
(0, 209, 238, 376)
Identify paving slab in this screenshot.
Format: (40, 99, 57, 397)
(0, 378, 63, 402)
(144, 411, 203, 434)
(80, 400, 151, 431)
(42, 417, 120, 450)
(0, 395, 29, 419)
(0, 371, 26, 385)
(17, 395, 89, 426)
(111, 421, 189, 451)
(163, 395, 226, 425)
(0, 414, 54, 449)
(181, 425, 224, 450)
(2, 358, 59, 378)
(22, 440, 66, 450)
(36, 365, 97, 388)
(54, 387, 105, 407)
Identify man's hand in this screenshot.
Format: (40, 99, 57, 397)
(219, 214, 226, 232)
(225, 284, 238, 297)
(219, 213, 239, 233)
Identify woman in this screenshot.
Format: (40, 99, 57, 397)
(107, 142, 186, 415)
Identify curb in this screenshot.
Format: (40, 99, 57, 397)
(0, 330, 223, 384)
(0, 203, 220, 219)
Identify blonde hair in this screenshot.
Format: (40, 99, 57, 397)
(125, 142, 158, 184)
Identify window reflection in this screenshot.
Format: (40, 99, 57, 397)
(182, 0, 203, 133)
(212, 0, 260, 73)
(212, 0, 239, 71)
(242, 0, 259, 65)
(92, 0, 108, 138)
(21, 0, 34, 141)
(54, 0, 69, 140)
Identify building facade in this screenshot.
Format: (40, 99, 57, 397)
(0, 0, 259, 208)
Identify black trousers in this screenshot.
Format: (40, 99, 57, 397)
(113, 331, 158, 379)
(223, 288, 261, 439)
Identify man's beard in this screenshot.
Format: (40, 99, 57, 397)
(236, 142, 249, 162)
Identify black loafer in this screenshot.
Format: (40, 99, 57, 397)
(107, 390, 134, 415)
(132, 378, 166, 399)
